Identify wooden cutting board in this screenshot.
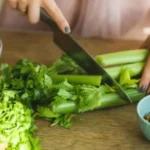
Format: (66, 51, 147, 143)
(0, 31, 149, 150)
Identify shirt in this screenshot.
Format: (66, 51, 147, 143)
(0, 0, 150, 40)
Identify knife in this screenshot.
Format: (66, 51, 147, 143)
(40, 9, 131, 103)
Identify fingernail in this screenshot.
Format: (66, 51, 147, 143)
(139, 85, 147, 93)
(65, 26, 71, 34)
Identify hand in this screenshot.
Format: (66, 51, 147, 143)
(8, 0, 71, 33)
(139, 55, 150, 93)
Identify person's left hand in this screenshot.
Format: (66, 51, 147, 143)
(139, 55, 150, 93)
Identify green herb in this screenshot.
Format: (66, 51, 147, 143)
(47, 54, 87, 75)
(0, 100, 41, 150)
(105, 62, 144, 79)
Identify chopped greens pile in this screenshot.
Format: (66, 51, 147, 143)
(0, 49, 147, 149)
(0, 100, 41, 150)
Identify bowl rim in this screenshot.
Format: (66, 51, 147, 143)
(137, 95, 150, 124)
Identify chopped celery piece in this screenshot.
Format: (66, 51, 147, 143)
(95, 49, 148, 66)
(51, 75, 102, 86)
(106, 62, 144, 79)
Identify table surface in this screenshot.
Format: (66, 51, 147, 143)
(0, 31, 149, 150)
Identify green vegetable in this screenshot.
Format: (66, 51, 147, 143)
(37, 80, 102, 128)
(37, 67, 146, 128)
(52, 83, 102, 113)
(0, 100, 41, 150)
(37, 106, 59, 118)
(0, 59, 54, 107)
(51, 75, 102, 86)
(0, 48, 148, 146)
(119, 68, 139, 87)
(106, 62, 144, 79)
(95, 49, 148, 66)
(47, 54, 86, 75)
(47, 89, 145, 114)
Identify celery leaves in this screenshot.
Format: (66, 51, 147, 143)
(0, 100, 41, 150)
(119, 69, 139, 89)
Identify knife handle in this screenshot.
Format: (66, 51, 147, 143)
(40, 9, 60, 32)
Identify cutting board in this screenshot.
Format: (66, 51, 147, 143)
(0, 31, 149, 150)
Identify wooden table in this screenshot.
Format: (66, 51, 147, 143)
(0, 31, 149, 150)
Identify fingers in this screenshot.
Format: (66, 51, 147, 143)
(42, 0, 71, 33)
(139, 55, 150, 93)
(8, 0, 70, 33)
(9, 0, 28, 14)
(18, 0, 28, 13)
(28, 0, 41, 24)
(8, 0, 18, 9)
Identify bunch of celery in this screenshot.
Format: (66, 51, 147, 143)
(37, 49, 148, 128)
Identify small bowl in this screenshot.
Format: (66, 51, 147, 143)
(137, 95, 150, 140)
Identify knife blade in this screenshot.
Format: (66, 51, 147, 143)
(40, 9, 132, 103)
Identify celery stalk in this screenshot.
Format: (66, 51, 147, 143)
(51, 89, 146, 114)
(51, 62, 144, 85)
(99, 89, 145, 109)
(51, 101, 78, 114)
(95, 49, 148, 66)
(51, 75, 102, 86)
(106, 62, 145, 79)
